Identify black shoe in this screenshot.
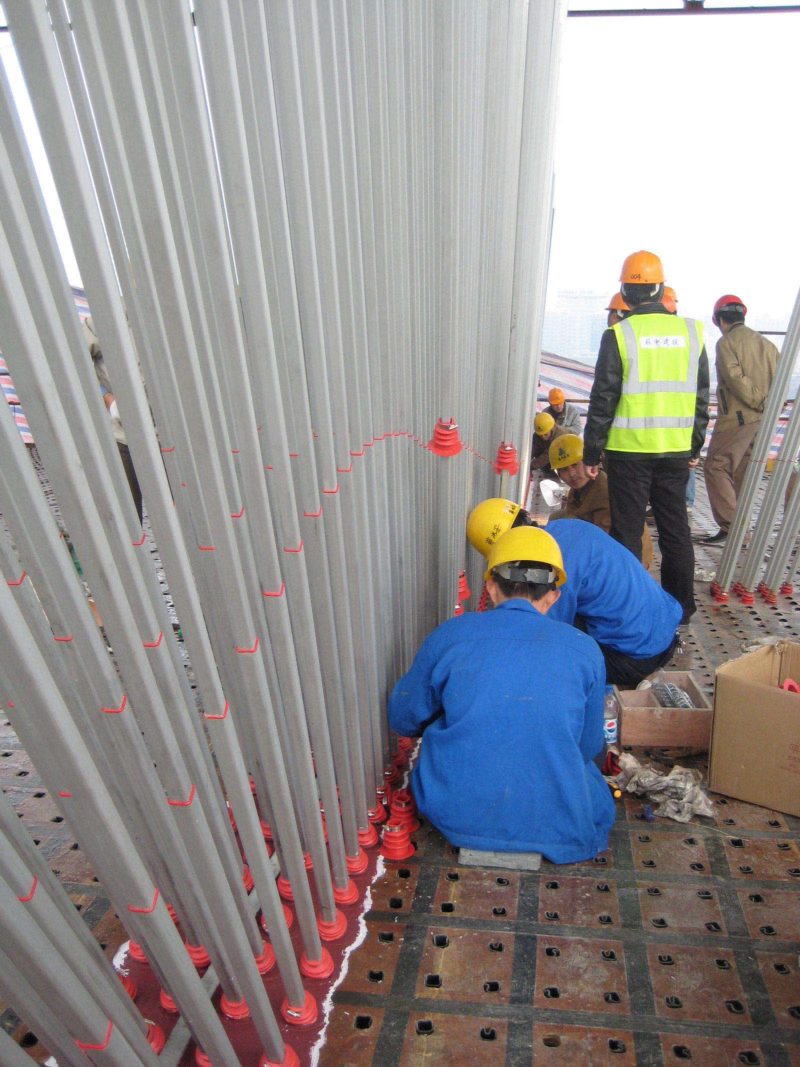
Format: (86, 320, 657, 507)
(698, 529, 727, 545)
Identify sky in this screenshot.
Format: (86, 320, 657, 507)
(2, 5, 798, 343)
(546, 5, 800, 340)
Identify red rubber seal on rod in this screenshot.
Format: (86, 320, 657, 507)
(220, 994, 250, 1020)
(281, 990, 318, 1027)
(333, 879, 360, 905)
(300, 947, 334, 979)
(317, 909, 347, 941)
(260, 1045, 300, 1067)
(345, 848, 368, 874)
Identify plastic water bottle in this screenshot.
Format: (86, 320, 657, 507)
(603, 687, 618, 746)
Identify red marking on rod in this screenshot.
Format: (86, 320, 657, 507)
(7, 571, 26, 586)
(205, 700, 229, 721)
(143, 632, 163, 649)
(265, 465, 273, 471)
(75, 1020, 114, 1052)
(7, 701, 14, 709)
(289, 452, 299, 458)
(198, 545, 216, 552)
(322, 484, 339, 495)
(168, 783, 196, 808)
(180, 482, 188, 488)
(230, 506, 245, 519)
(350, 449, 364, 457)
(231, 448, 240, 455)
(101, 694, 127, 715)
(235, 637, 260, 654)
(283, 541, 304, 553)
(303, 507, 323, 518)
(160, 446, 175, 454)
(263, 582, 285, 598)
(128, 888, 160, 915)
(18, 876, 38, 903)
(132, 532, 147, 547)
(58, 790, 72, 798)
(53, 634, 73, 643)
(374, 434, 385, 441)
(363, 440, 374, 448)
(336, 464, 353, 474)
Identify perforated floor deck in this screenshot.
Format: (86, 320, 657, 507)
(3, 487, 800, 1066)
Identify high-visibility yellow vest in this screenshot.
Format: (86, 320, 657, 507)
(606, 313, 703, 453)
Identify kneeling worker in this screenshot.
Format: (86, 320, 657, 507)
(467, 500, 682, 688)
(389, 527, 614, 863)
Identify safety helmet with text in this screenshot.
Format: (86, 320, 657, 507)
(549, 433, 583, 472)
(712, 294, 747, 327)
(484, 527, 567, 587)
(620, 250, 664, 285)
(534, 411, 556, 437)
(466, 498, 523, 557)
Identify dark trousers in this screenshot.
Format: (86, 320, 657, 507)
(598, 634, 679, 688)
(605, 453, 695, 620)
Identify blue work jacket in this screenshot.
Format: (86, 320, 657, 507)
(547, 519, 682, 656)
(388, 599, 615, 863)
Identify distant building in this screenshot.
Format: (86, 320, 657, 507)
(543, 288, 607, 364)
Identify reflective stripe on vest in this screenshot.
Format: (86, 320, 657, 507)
(606, 314, 702, 453)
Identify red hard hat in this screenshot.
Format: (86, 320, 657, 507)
(713, 294, 747, 326)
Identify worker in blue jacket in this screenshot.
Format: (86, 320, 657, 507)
(467, 500, 681, 687)
(389, 526, 614, 863)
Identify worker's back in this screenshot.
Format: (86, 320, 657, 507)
(546, 518, 682, 657)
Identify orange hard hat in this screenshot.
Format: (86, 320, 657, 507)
(620, 250, 664, 285)
(606, 292, 630, 313)
(548, 387, 565, 406)
(662, 286, 678, 313)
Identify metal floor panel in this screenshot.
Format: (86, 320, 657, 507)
(3, 496, 800, 1066)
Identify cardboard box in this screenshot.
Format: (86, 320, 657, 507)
(616, 670, 712, 749)
(709, 640, 800, 817)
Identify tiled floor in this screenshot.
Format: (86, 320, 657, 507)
(3, 484, 800, 1066)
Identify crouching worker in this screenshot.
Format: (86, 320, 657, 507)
(467, 500, 682, 689)
(388, 527, 615, 864)
(548, 433, 653, 570)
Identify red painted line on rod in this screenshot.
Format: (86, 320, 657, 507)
(132, 532, 147, 547)
(53, 634, 73, 643)
(101, 695, 127, 715)
(205, 700, 229, 721)
(160, 446, 175, 454)
(128, 888, 160, 915)
(7, 571, 27, 586)
(283, 541, 304, 553)
(336, 464, 353, 474)
(230, 506, 245, 519)
(235, 637, 260, 654)
(18, 876, 38, 903)
(263, 582, 285, 598)
(303, 506, 323, 518)
(167, 784, 196, 808)
(143, 632, 163, 649)
(75, 1020, 114, 1052)
(58, 790, 73, 799)
(198, 545, 216, 552)
(322, 485, 339, 495)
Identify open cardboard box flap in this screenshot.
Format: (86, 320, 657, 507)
(709, 640, 800, 817)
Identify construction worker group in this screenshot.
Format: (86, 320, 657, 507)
(391, 249, 780, 865)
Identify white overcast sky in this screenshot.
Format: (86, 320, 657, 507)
(2, 5, 798, 335)
(547, 6, 800, 333)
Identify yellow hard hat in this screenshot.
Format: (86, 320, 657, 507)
(484, 527, 567, 587)
(466, 498, 522, 557)
(548, 387, 565, 406)
(549, 433, 583, 471)
(606, 292, 630, 312)
(620, 250, 664, 285)
(662, 286, 678, 313)
(534, 411, 555, 437)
